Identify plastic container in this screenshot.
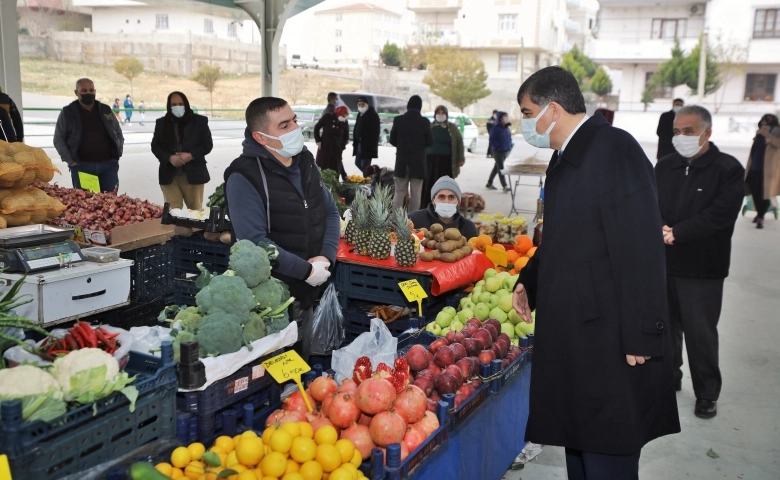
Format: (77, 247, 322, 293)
(81, 246, 121, 263)
(172, 232, 231, 278)
(381, 401, 449, 479)
(333, 262, 438, 310)
(343, 302, 417, 343)
(110, 297, 166, 330)
(120, 242, 175, 304)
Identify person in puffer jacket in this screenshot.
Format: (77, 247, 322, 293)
(487, 111, 512, 192)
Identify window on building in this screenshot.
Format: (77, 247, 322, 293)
(336, 14, 342, 22)
(336, 29, 342, 37)
(156, 14, 168, 30)
(204, 19, 213, 34)
(651, 19, 686, 39)
(745, 73, 777, 101)
(499, 54, 518, 72)
(228, 22, 237, 37)
(499, 14, 517, 33)
(645, 72, 672, 98)
(335, 45, 342, 53)
(754, 9, 779, 38)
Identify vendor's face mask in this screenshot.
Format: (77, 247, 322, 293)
(258, 128, 305, 158)
(434, 202, 458, 218)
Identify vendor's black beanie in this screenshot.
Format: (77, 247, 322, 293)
(407, 95, 422, 111)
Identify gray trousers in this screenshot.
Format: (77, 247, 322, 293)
(291, 301, 314, 362)
(393, 176, 424, 211)
(667, 275, 725, 401)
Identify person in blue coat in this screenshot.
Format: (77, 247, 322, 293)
(487, 111, 512, 191)
(123, 95, 134, 124)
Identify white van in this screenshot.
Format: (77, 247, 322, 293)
(290, 54, 319, 69)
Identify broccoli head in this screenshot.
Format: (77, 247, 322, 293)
(174, 306, 203, 332)
(195, 274, 256, 316)
(196, 317, 243, 357)
(251, 277, 285, 310)
(229, 239, 271, 288)
(173, 331, 196, 362)
(266, 310, 290, 335)
(244, 312, 268, 343)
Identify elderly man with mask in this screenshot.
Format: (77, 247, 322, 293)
(224, 97, 342, 361)
(408, 176, 477, 239)
(655, 105, 744, 419)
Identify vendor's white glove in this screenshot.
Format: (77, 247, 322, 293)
(306, 261, 331, 286)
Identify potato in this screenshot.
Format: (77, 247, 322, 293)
(451, 249, 464, 260)
(439, 240, 460, 253)
(425, 239, 438, 249)
(434, 232, 446, 242)
(444, 228, 462, 241)
(461, 244, 473, 255)
(432, 249, 442, 260)
(440, 252, 457, 263)
(219, 231, 232, 244)
(458, 237, 467, 247)
(430, 223, 444, 234)
(419, 251, 434, 262)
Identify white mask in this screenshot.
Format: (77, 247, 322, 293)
(521, 104, 555, 149)
(358, 106, 368, 114)
(258, 128, 305, 158)
(434, 202, 458, 218)
(171, 106, 186, 118)
(435, 114, 447, 123)
(673, 106, 682, 114)
(672, 132, 704, 158)
(338, 116, 347, 122)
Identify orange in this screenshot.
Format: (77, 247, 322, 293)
(513, 235, 533, 254)
(526, 246, 537, 258)
(299, 460, 323, 480)
(506, 250, 519, 263)
(514, 257, 529, 271)
(215, 436, 236, 453)
(475, 234, 493, 252)
(188, 443, 206, 461)
(236, 436, 265, 467)
(508, 268, 518, 275)
(155, 462, 174, 476)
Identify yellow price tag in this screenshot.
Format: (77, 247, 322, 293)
(484, 245, 508, 268)
(0, 454, 11, 480)
(77, 172, 101, 193)
(262, 350, 313, 412)
(398, 279, 428, 317)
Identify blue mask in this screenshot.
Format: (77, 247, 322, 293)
(258, 128, 305, 158)
(521, 103, 556, 149)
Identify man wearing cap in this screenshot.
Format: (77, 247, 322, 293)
(408, 176, 477, 238)
(389, 95, 433, 211)
(353, 96, 380, 174)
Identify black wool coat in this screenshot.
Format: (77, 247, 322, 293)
(389, 110, 433, 179)
(656, 110, 676, 159)
(516, 114, 680, 455)
(353, 107, 381, 159)
(313, 113, 349, 174)
(151, 114, 213, 185)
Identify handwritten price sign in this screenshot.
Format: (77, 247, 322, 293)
(262, 350, 313, 411)
(398, 279, 428, 316)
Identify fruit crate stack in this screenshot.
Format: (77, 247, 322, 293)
(333, 262, 444, 311)
(120, 242, 175, 304)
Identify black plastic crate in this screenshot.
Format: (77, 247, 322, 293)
(121, 242, 175, 304)
(173, 278, 199, 307)
(333, 262, 440, 310)
(110, 297, 167, 330)
(172, 232, 231, 278)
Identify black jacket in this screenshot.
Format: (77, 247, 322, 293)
(656, 110, 676, 159)
(353, 106, 380, 159)
(408, 204, 478, 239)
(53, 100, 124, 165)
(515, 114, 680, 454)
(655, 143, 745, 279)
(389, 110, 433, 179)
(0, 91, 23, 142)
(151, 114, 213, 185)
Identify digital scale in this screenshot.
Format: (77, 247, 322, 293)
(0, 225, 82, 273)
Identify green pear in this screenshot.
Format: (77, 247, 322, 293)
(426, 322, 442, 335)
(450, 320, 464, 332)
(473, 303, 491, 321)
(440, 327, 451, 337)
(435, 311, 453, 328)
(507, 309, 523, 325)
(501, 322, 516, 338)
(483, 268, 497, 279)
(498, 295, 514, 313)
(484, 277, 502, 293)
(514, 323, 527, 338)
(458, 309, 474, 323)
(489, 307, 508, 323)
(442, 306, 457, 319)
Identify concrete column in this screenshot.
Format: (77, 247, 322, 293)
(0, 0, 23, 115)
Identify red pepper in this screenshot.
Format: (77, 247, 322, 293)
(93, 328, 112, 351)
(70, 327, 86, 348)
(77, 322, 98, 348)
(99, 329, 120, 340)
(63, 334, 78, 351)
(48, 349, 70, 356)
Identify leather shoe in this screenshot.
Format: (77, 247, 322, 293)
(694, 399, 717, 419)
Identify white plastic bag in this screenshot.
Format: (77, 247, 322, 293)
(332, 318, 397, 383)
(3, 325, 135, 367)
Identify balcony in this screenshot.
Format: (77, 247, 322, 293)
(565, 19, 581, 33)
(407, 0, 462, 12)
(590, 37, 699, 63)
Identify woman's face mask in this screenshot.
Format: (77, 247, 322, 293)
(171, 105, 186, 118)
(435, 114, 447, 123)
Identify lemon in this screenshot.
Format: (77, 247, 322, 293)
(350, 449, 362, 467)
(270, 429, 294, 453)
(299, 460, 323, 480)
(226, 451, 239, 468)
(315, 444, 341, 473)
(184, 461, 205, 479)
(333, 440, 355, 465)
(262, 426, 277, 446)
(188, 443, 206, 461)
(327, 468, 352, 480)
(297, 422, 314, 439)
(171, 446, 192, 469)
(236, 471, 258, 480)
(260, 451, 288, 477)
(290, 437, 317, 463)
(286, 458, 300, 473)
(280, 422, 301, 438)
(314, 425, 338, 446)
(282, 473, 305, 480)
(242, 430, 259, 439)
(155, 462, 174, 476)
(234, 434, 243, 448)
(171, 467, 185, 479)
(236, 436, 265, 467)
(215, 436, 236, 453)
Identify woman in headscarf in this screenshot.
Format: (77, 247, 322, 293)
(421, 105, 464, 208)
(314, 104, 350, 181)
(151, 91, 213, 210)
(745, 113, 780, 229)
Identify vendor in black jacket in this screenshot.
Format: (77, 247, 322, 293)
(408, 176, 477, 239)
(654, 105, 745, 420)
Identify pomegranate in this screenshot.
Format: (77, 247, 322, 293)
(478, 349, 496, 365)
(338, 378, 358, 395)
(305, 411, 320, 423)
(328, 393, 362, 428)
(309, 376, 339, 402)
(426, 398, 438, 412)
(355, 377, 397, 415)
(392, 357, 412, 393)
(483, 324, 499, 342)
(415, 411, 440, 436)
(358, 413, 373, 426)
(369, 409, 407, 447)
(435, 373, 459, 395)
(282, 390, 310, 413)
(429, 337, 449, 353)
(450, 343, 467, 362)
(393, 385, 427, 424)
(405, 345, 430, 371)
(341, 423, 377, 460)
(403, 424, 428, 452)
(353, 356, 373, 385)
(309, 413, 338, 434)
(433, 346, 455, 368)
(462, 338, 481, 357)
(264, 409, 307, 427)
(444, 365, 464, 386)
(484, 319, 502, 333)
(473, 329, 492, 349)
(320, 391, 336, 416)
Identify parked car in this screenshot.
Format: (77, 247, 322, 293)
(338, 92, 408, 144)
(423, 111, 479, 152)
(292, 105, 322, 139)
(290, 54, 319, 69)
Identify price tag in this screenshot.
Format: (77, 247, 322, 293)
(398, 279, 428, 316)
(78, 172, 101, 193)
(262, 350, 314, 412)
(484, 245, 508, 268)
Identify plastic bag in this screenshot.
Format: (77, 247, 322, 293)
(3, 326, 135, 367)
(310, 283, 345, 356)
(332, 318, 397, 384)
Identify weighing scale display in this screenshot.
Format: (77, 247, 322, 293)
(0, 241, 82, 272)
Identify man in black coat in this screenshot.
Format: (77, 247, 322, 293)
(389, 95, 432, 211)
(0, 87, 23, 143)
(656, 98, 684, 159)
(485, 109, 497, 158)
(655, 105, 744, 420)
(353, 96, 380, 175)
(512, 67, 680, 479)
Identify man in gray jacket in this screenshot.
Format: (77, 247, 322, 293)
(53, 78, 124, 192)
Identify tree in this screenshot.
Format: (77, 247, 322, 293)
(362, 68, 398, 96)
(590, 67, 613, 97)
(683, 37, 721, 96)
(641, 86, 655, 112)
(561, 45, 597, 90)
(711, 36, 749, 113)
(653, 39, 689, 91)
(380, 43, 403, 68)
(652, 37, 720, 99)
(283, 73, 307, 106)
(113, 57, 144, 97)
(191, 65, 222, 114)
(423, 50, 491, 111)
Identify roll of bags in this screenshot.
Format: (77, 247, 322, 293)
(0, 141, 65, 228)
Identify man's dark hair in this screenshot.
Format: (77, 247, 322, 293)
(516, 66, 586, 115)
(327, 92, 338, 102)
(492, 109, 498, 114)
(673, 98, 684, 104)
(246, 97, 289, 132)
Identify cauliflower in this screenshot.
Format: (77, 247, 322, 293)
(174, 306, 203, 332)
(195, 274, 256, 316)
(243, 312, 268, 343)
(51, 348, 137, 407)
(229, 239, 271, 288)
(251, 277, 284, 311)
(0, 365, 66, 422)
(196, 316, 244, 357)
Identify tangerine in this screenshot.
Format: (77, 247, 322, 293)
(526, 247, 537, 258)
(214, 436, 235, 453)
(506, 250, 520, 263)
(236, 437, 265, 467)
(513, 235, 533, 254)
(514, 257, 529, 271)
(299, 460, 323, 480)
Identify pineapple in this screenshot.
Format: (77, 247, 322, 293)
(345, 190, 365, 246)
(367, 186, 392, 260)
(354, 194, 372, 256)
(393, 207, 417, 267)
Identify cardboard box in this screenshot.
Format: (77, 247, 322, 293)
(56, 219, 175, 252)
